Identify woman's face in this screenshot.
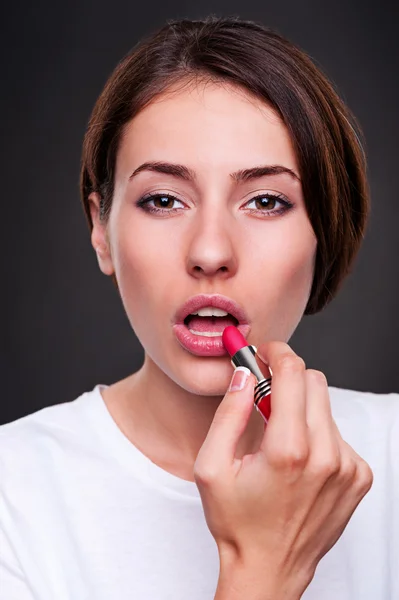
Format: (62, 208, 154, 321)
(90, 80, 317, 395)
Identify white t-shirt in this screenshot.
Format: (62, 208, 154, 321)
(0, 383, 398, 600)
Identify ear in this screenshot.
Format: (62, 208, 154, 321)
(87, 192, 115, 276)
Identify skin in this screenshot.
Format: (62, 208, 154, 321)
(88, 79, 318, 481)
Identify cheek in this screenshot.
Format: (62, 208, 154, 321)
(249, 222, 317, 333)
(115, 218, 174, 287)
(110, 223, 163, 316)
(278, 212, 316, 282)
(110, 218, 183, 345)
(282, 238, 316, 292)
(270, 231, 317, 331)
(250, 218, 316, 292)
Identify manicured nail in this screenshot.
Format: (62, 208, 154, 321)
(228, 367, 251, 392)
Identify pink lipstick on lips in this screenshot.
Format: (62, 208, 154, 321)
(223, 326, 272, 424)
(173, 294, 250, 357)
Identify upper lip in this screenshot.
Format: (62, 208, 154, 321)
(174, 294, 249, 325)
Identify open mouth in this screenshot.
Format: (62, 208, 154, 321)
(183, 309, 239, 337)
(173, 294, 250, 356)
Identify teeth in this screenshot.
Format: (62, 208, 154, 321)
(189, 330, 222, 337)
(185, 306, 233, 336)
(190, 307, 229, 317)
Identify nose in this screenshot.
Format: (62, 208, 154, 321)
(186, 209, 238, 280)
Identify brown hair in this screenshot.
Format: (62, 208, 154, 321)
(80, 15, 369, 315)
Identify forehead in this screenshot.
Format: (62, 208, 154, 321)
(116, 80, 298, 177)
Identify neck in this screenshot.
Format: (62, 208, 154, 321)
(103, 353, 265, 482)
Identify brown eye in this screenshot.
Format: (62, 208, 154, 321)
(136, 192, 186, 215)
(243, 192, 294, 218)
(254, 196, 277, 210)
(153, 195, 175, 209)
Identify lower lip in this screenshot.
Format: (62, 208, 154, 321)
(173, 323, 251, 357)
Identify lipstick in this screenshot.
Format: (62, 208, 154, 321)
(222, 326, 272, 424)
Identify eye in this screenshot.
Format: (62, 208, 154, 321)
(136, 192, 186, 215)
(243, 192, 293, 217)
(136, 191, 294, 217)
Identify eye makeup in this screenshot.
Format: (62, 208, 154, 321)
(135, 191, 294, 217)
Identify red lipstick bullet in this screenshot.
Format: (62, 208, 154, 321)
(222, 326, 272, 424)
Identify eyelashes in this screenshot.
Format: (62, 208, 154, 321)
(135, 191, 294, 218)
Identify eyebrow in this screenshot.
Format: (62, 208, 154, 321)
(129, 161, 300, 183)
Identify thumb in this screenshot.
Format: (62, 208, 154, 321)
(196, 367, 256, 473)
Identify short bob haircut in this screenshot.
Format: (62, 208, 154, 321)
(80, 15, 369, 316)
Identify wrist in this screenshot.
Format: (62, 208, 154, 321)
(216, 548, 308, 600)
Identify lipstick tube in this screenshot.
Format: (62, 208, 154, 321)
(222, 326, 272, 424)
(230, 344, 272, 423)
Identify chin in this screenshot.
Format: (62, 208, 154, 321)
(178, 380, 229, 397)
(168, 357, 234, 397)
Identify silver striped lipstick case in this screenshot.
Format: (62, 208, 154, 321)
(230, 345, 272, 409)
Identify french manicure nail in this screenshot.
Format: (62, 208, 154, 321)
(228, 366, 251, 392)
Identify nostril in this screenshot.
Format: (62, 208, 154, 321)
(191, 265, 229, 273)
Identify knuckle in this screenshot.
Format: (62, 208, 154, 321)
(193, 452, 221, 486)
(354, 459, 374, 494)
(313, 455, 341, 478)
(337, 457, 357, 482)
(269, 442, 310, 471)
(306, 369, 328, 386)
(276, 354, 306, 374)
(193, 463, 218, 486)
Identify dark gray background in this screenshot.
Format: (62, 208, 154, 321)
(2, 1, 398, 425)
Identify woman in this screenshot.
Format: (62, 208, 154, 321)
(0, 15, 397, 600)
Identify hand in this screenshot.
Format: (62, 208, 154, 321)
(194, 341, 374, 595)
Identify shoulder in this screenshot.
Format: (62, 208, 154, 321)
(328, 385, 399, 422)
(0, 388, 90, 440)
(0, 387, 98, 483)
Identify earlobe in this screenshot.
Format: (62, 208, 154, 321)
(95, 246, 115, 277)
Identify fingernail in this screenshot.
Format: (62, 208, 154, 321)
(228, 367, 251, 392)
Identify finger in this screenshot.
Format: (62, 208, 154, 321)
(194, 368, 257, 479)
(303, 370, 341, 473)
(256, 341, 309, 460)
